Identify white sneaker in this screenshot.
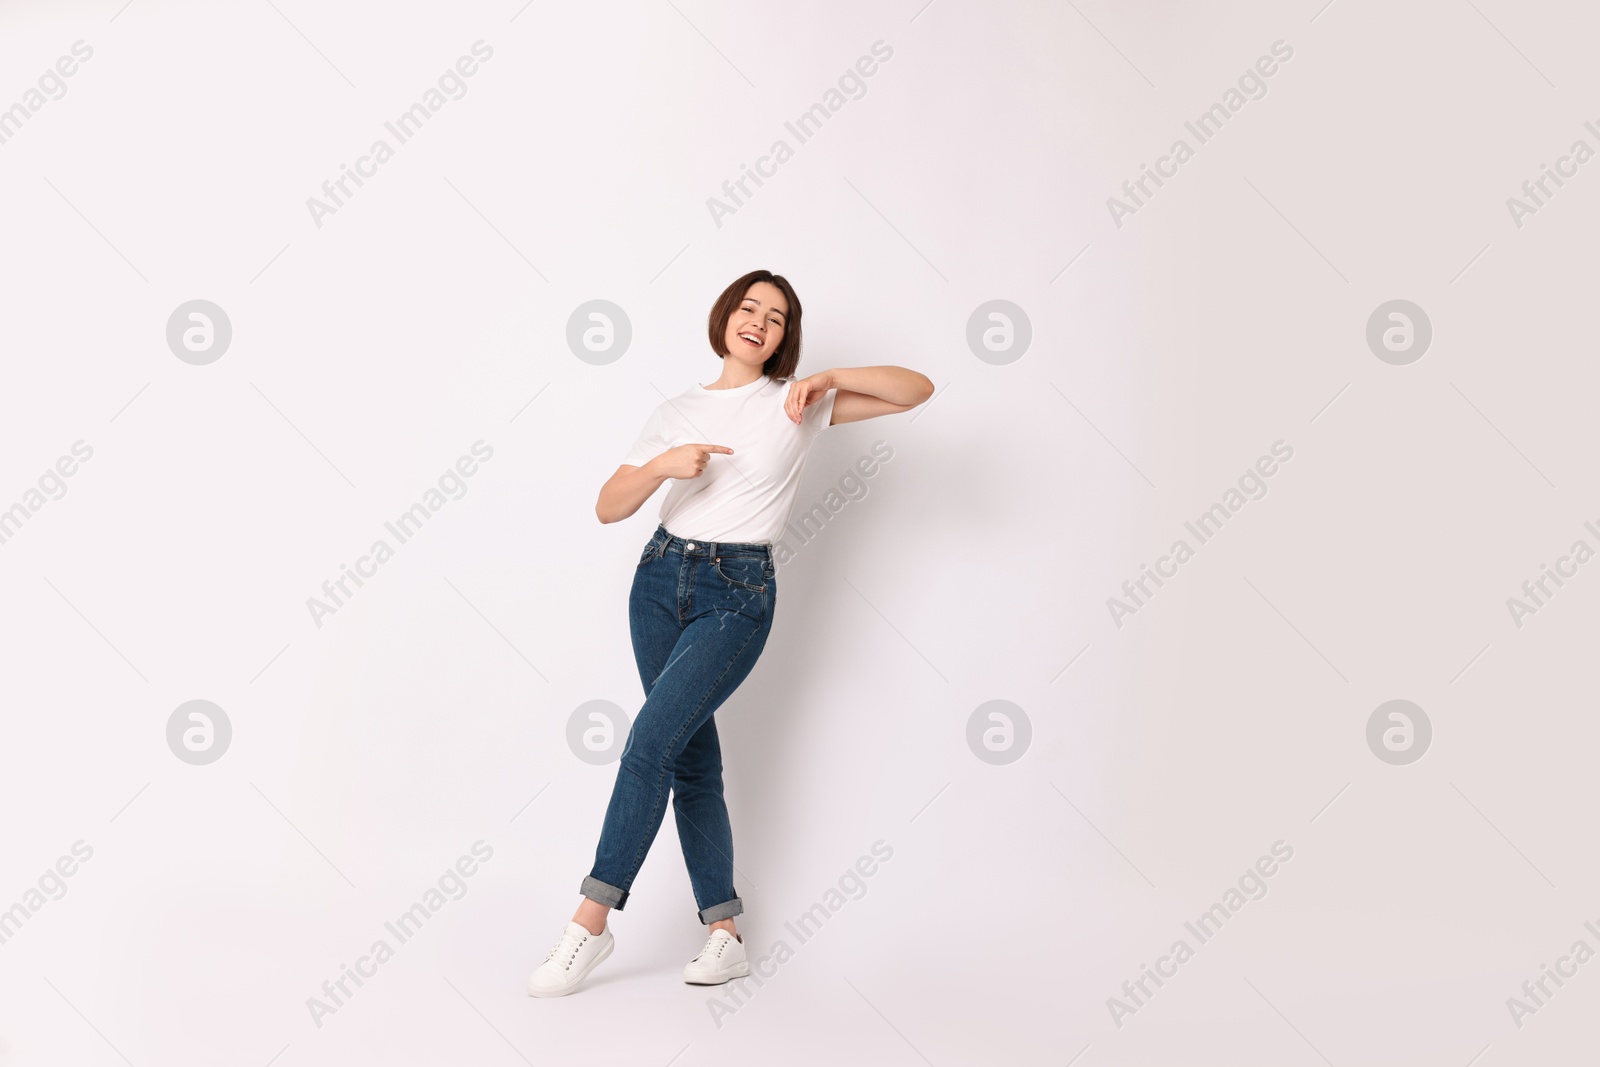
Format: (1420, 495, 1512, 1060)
(683, 928, 749, 985)
(527, 920, 614, 997)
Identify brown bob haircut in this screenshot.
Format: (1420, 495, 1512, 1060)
(706, 270, 803, 380)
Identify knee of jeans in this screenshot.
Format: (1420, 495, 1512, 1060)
(619, 740, 671, 782)
(671, 774, 724, 800)
(672, 761, 724, 791)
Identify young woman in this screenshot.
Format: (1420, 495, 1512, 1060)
(527, 269, 934, 997)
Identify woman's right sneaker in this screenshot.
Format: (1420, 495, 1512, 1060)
(527, 920, 614, 997)
(683, 928, 749, 985)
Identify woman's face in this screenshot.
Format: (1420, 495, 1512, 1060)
(723, 282, 787, 366)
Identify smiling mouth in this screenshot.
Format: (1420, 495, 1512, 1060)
(738, 333, 763, 347)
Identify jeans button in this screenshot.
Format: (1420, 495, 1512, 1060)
(686, 542, 696, 550)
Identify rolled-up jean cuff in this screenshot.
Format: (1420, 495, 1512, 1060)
(698, 897, 743, 924)
(580, 876, 628, 910)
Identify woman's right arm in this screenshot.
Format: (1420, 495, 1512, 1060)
(595, 443, 734, 523)
(596, 460, 670, 524)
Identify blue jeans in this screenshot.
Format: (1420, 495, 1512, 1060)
(581, 523, 777, 924)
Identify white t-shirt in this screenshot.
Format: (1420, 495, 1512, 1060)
(621, 374, 837, 544)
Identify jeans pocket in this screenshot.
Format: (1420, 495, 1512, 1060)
(713, 555, 768, 592)
(637, 540, 659, 567)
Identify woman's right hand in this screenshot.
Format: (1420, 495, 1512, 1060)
(596, 443, 733, 523)
(652, 443, 734, 480)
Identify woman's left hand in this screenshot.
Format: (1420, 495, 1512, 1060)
(784, 371, 836, 424)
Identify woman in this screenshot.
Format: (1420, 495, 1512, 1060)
(527, 269, 934, 997)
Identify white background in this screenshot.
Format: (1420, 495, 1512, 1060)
(1, 1, 1597, 1064)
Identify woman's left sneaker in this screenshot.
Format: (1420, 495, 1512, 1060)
(683, 928, 749, 985)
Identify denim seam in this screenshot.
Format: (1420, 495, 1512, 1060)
(675, 802, 738, 914)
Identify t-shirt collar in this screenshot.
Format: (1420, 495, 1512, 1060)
(696, 375, 769, 395)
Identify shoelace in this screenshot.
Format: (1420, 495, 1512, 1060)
(546, 929, 588, 971)
(696, 934, 730, 961)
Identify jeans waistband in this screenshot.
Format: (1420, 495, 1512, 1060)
(651, 523, 772, 560)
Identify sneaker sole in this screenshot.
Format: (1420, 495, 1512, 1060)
(527, 935, 614, 998)
(683, 959, 750, 986)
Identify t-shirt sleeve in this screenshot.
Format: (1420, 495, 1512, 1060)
(621, 405, 668, 467)
(804, 387, 837, 435)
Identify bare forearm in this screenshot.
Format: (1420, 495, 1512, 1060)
(830, 365, 934, 405)
(596, 459, 669, 524)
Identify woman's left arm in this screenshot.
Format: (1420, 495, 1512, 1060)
(784, 365, 935, 425)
